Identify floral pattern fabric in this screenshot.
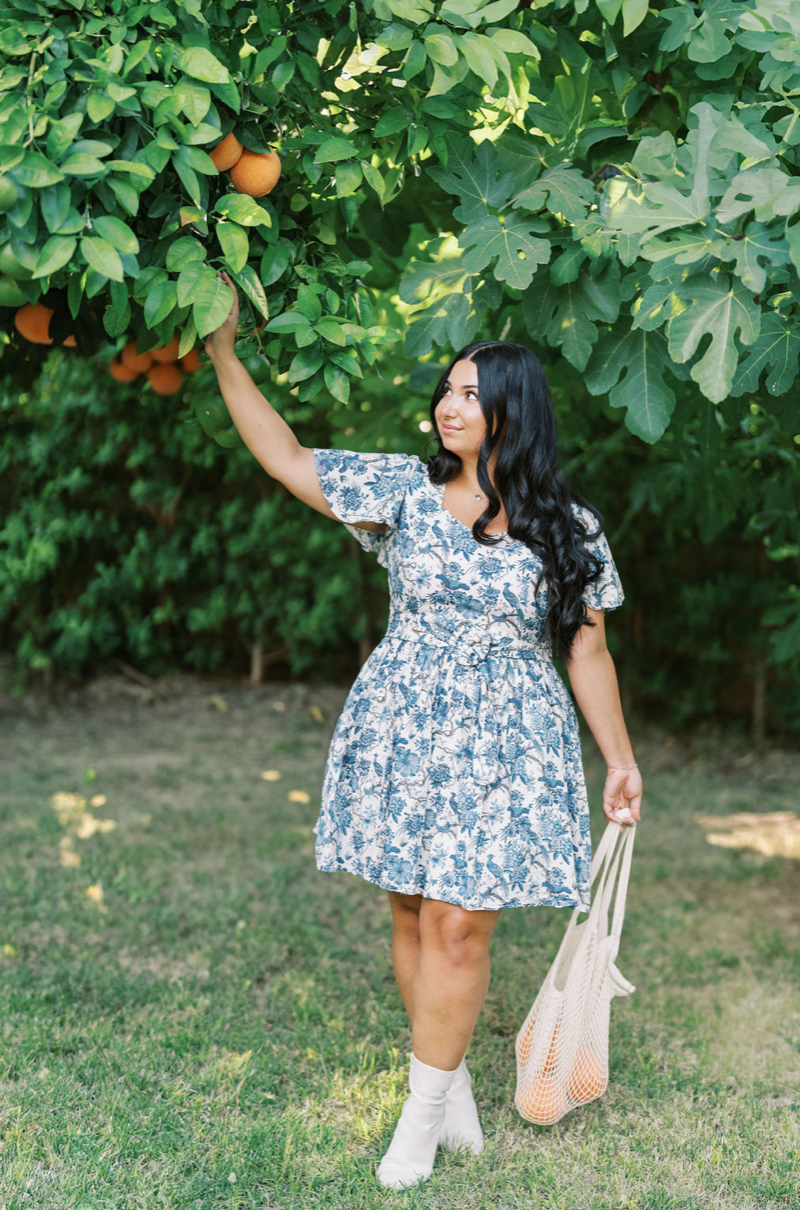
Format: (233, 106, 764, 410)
(311, 448, 625, 912)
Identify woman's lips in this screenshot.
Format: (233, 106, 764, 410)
(441, 425, 462, 432)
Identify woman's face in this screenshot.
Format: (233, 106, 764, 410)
(434, 358, 487, 453)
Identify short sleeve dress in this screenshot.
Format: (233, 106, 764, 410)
(311, 448, 625, 912)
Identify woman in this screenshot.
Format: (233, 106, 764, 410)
(207, 271, 643, 1191)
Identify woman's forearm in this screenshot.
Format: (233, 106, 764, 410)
(566, 649, 636, 769)
(208, 349, 302, 477)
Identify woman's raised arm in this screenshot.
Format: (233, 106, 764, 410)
(205, 271, 385, 530)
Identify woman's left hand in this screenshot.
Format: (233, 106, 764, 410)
(602, 766, 642, 826)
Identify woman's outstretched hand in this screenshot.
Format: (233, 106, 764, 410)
(602, 766, 642, 827)
(205, 270, 240, 362)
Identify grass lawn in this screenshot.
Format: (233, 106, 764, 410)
(0, 671, 798, 1209)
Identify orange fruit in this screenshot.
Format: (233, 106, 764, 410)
(566, 1048, 607, 1104)
(63, 334, 76, 347)
(209, 132, 243, 171)
(109, 357, 139, 382)
(229, 149, 281, 198)
(121, 340, 153, 373)
(147, 363, 184, 395)
(150, 335, 181, 363)
(14, 303, 54, 345)
(179, 348, 201, 372)
(517, 1071, 568, 1125)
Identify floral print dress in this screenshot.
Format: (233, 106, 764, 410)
(311, 448, 625, 912)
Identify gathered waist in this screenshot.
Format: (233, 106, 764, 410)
(384, 611, 554, 668)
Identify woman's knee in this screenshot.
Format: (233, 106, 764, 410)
(419, 899, 499, 964)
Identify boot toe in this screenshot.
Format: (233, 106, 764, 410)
(376, 1158, 430, 1189)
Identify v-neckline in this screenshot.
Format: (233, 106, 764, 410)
(434, 479, 508, 538)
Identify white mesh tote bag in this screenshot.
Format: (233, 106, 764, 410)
(514, 818, 636, 1125)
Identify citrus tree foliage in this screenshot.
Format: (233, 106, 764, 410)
(1, 0, 799, 684)
(2, 0, 800, 427)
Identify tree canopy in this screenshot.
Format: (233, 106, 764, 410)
(1, 0, 799, 722)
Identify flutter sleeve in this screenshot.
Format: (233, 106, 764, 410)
(312, 448, 420, 565)
(573, 503, 625, 612)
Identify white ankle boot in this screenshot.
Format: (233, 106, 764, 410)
(377, 1052, 460, 1190)
(438, 1058, 485, 1154)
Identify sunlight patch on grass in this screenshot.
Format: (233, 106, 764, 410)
(696, 810, 800, 859)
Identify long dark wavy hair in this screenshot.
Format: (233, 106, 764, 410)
(424, 339, 608, 664)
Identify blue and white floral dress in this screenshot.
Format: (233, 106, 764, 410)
(311, 448, 625, 912)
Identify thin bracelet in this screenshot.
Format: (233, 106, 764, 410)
(607, 763, 638, 771)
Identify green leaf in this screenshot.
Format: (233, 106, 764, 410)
(522, 262, 621, 371)
(166, 237, 206, 272)
(668, 273, 761, 403)
(622, 0, 649, 37)
(606, 180, 710, 237)
(404, 291, 480, 357)
(362, 162, 385, 201)
(487, 28, 540, 58)
(213, 193, 272, 227)
(106, 160, 156, 181)
(289, 347, 324, 384)
(40, 184, 71, 234)
(427, 137, 515, 224)
(226, 267, 265, 322)
(512, 164, 596, 224)
(265, 311, 312, 332)
(46, 113, 83, 161)
(81, 236, 125, 282)
(179, 314, 198, 359)
(585, 328, 676, 444)
(314, 317, 346, 346)
(87, 92, 115, 123)
(208, 78, 241, 114)
(475, 0, 521, 20)
(458, 213, 551, 289)
(192, 265, 235, 338)
(93, 215, 139, 255)
(107, 178, 140, 216)
(103, 298, 131, 337)
(297, 284, 323, 323)
(175, 145, 218, 176)
(729, 311, 800, 399)
(144, 279, 178, 327)
(323, 361, 350, 403)
(217, 222, 249, 273)
(59, 154, 107, 176)
(12, 152, 64, 188)
(335, 161, 362, 198)
(402, 40, 427, 80)
(273, 60, 295, 92)
(177, 261, 206, 307)
(424, 33, 458, 67)
(261, 241, 291, 286)
(459, 31, 496, 89)
(373, 107, 409, 138)
(174, 79, 211, 125)
(32, 235, 76, 279)
(179, 47, 231, 85)
(717, 167, 800, 225)
(313, 137, 359, 164)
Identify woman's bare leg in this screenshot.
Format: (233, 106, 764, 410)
(386, 890, 500, 1069)
(412, 898, 501, 1069)
(386, 890, 422, 1022)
